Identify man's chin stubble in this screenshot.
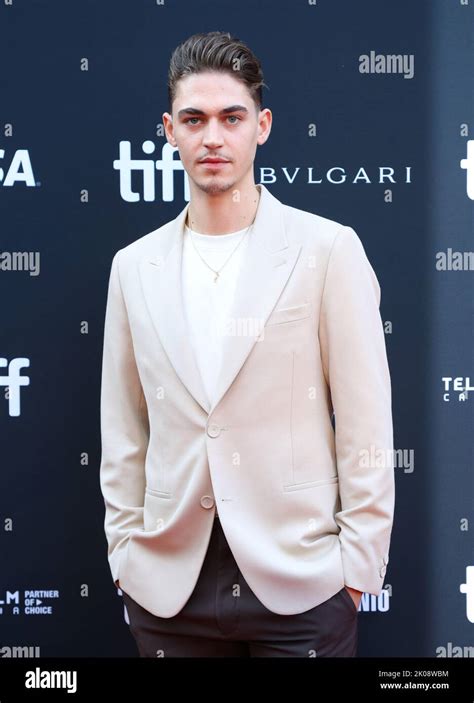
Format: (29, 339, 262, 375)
(194, 178, 235, 196)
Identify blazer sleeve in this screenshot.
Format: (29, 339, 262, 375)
(318, 225, 395, 596)
(99, 251, 149, 587)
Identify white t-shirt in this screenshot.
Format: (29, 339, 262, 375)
(181, 223, 250, 406)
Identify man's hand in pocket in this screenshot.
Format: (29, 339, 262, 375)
(345, 585, 363, 608)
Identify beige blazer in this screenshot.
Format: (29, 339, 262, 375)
(99, 183, 395, 618)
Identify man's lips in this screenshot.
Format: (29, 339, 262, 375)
(199, 158, 230, 164)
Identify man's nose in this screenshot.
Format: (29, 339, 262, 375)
(202, 119, 224, 147)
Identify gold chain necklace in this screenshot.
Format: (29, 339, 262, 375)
(186, 218, 254, 283)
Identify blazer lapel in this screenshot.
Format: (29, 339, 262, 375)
(209, 185, 302, 414)
(138, 199, 212, 414)
(138, 184, 303, 416)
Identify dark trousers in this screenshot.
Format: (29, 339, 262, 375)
(121, 516, 358, 657)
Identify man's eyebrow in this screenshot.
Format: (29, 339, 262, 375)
(177, 105, 249, 119)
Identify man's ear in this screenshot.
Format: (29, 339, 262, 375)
(257, 107, 272, 146)
(162, 112, 177, 147)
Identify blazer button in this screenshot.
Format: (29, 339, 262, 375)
(207, 424, 221, 438)
(200, 495, 215, 509)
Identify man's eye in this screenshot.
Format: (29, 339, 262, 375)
(184, 116, 241, 125)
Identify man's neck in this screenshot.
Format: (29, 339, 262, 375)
(186, 183, 260, 235)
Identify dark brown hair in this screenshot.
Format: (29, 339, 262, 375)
(167, 31, 267, 113)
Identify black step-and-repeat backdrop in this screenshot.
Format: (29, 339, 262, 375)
(1, 0, 472, 658)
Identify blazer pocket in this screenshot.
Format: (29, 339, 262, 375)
(265, 302, 311, 326)
(283, 475, 339, 492)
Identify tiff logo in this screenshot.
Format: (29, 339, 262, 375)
(0, 358, 30, 416)
(460, 140, 474, 200)
(460, 566, 474, 623)
(114, 141, 189, 203)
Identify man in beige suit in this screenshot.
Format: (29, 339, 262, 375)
(99, 31, 395, 657)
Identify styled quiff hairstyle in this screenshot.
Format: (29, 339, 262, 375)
(167, 31, 267, 113)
